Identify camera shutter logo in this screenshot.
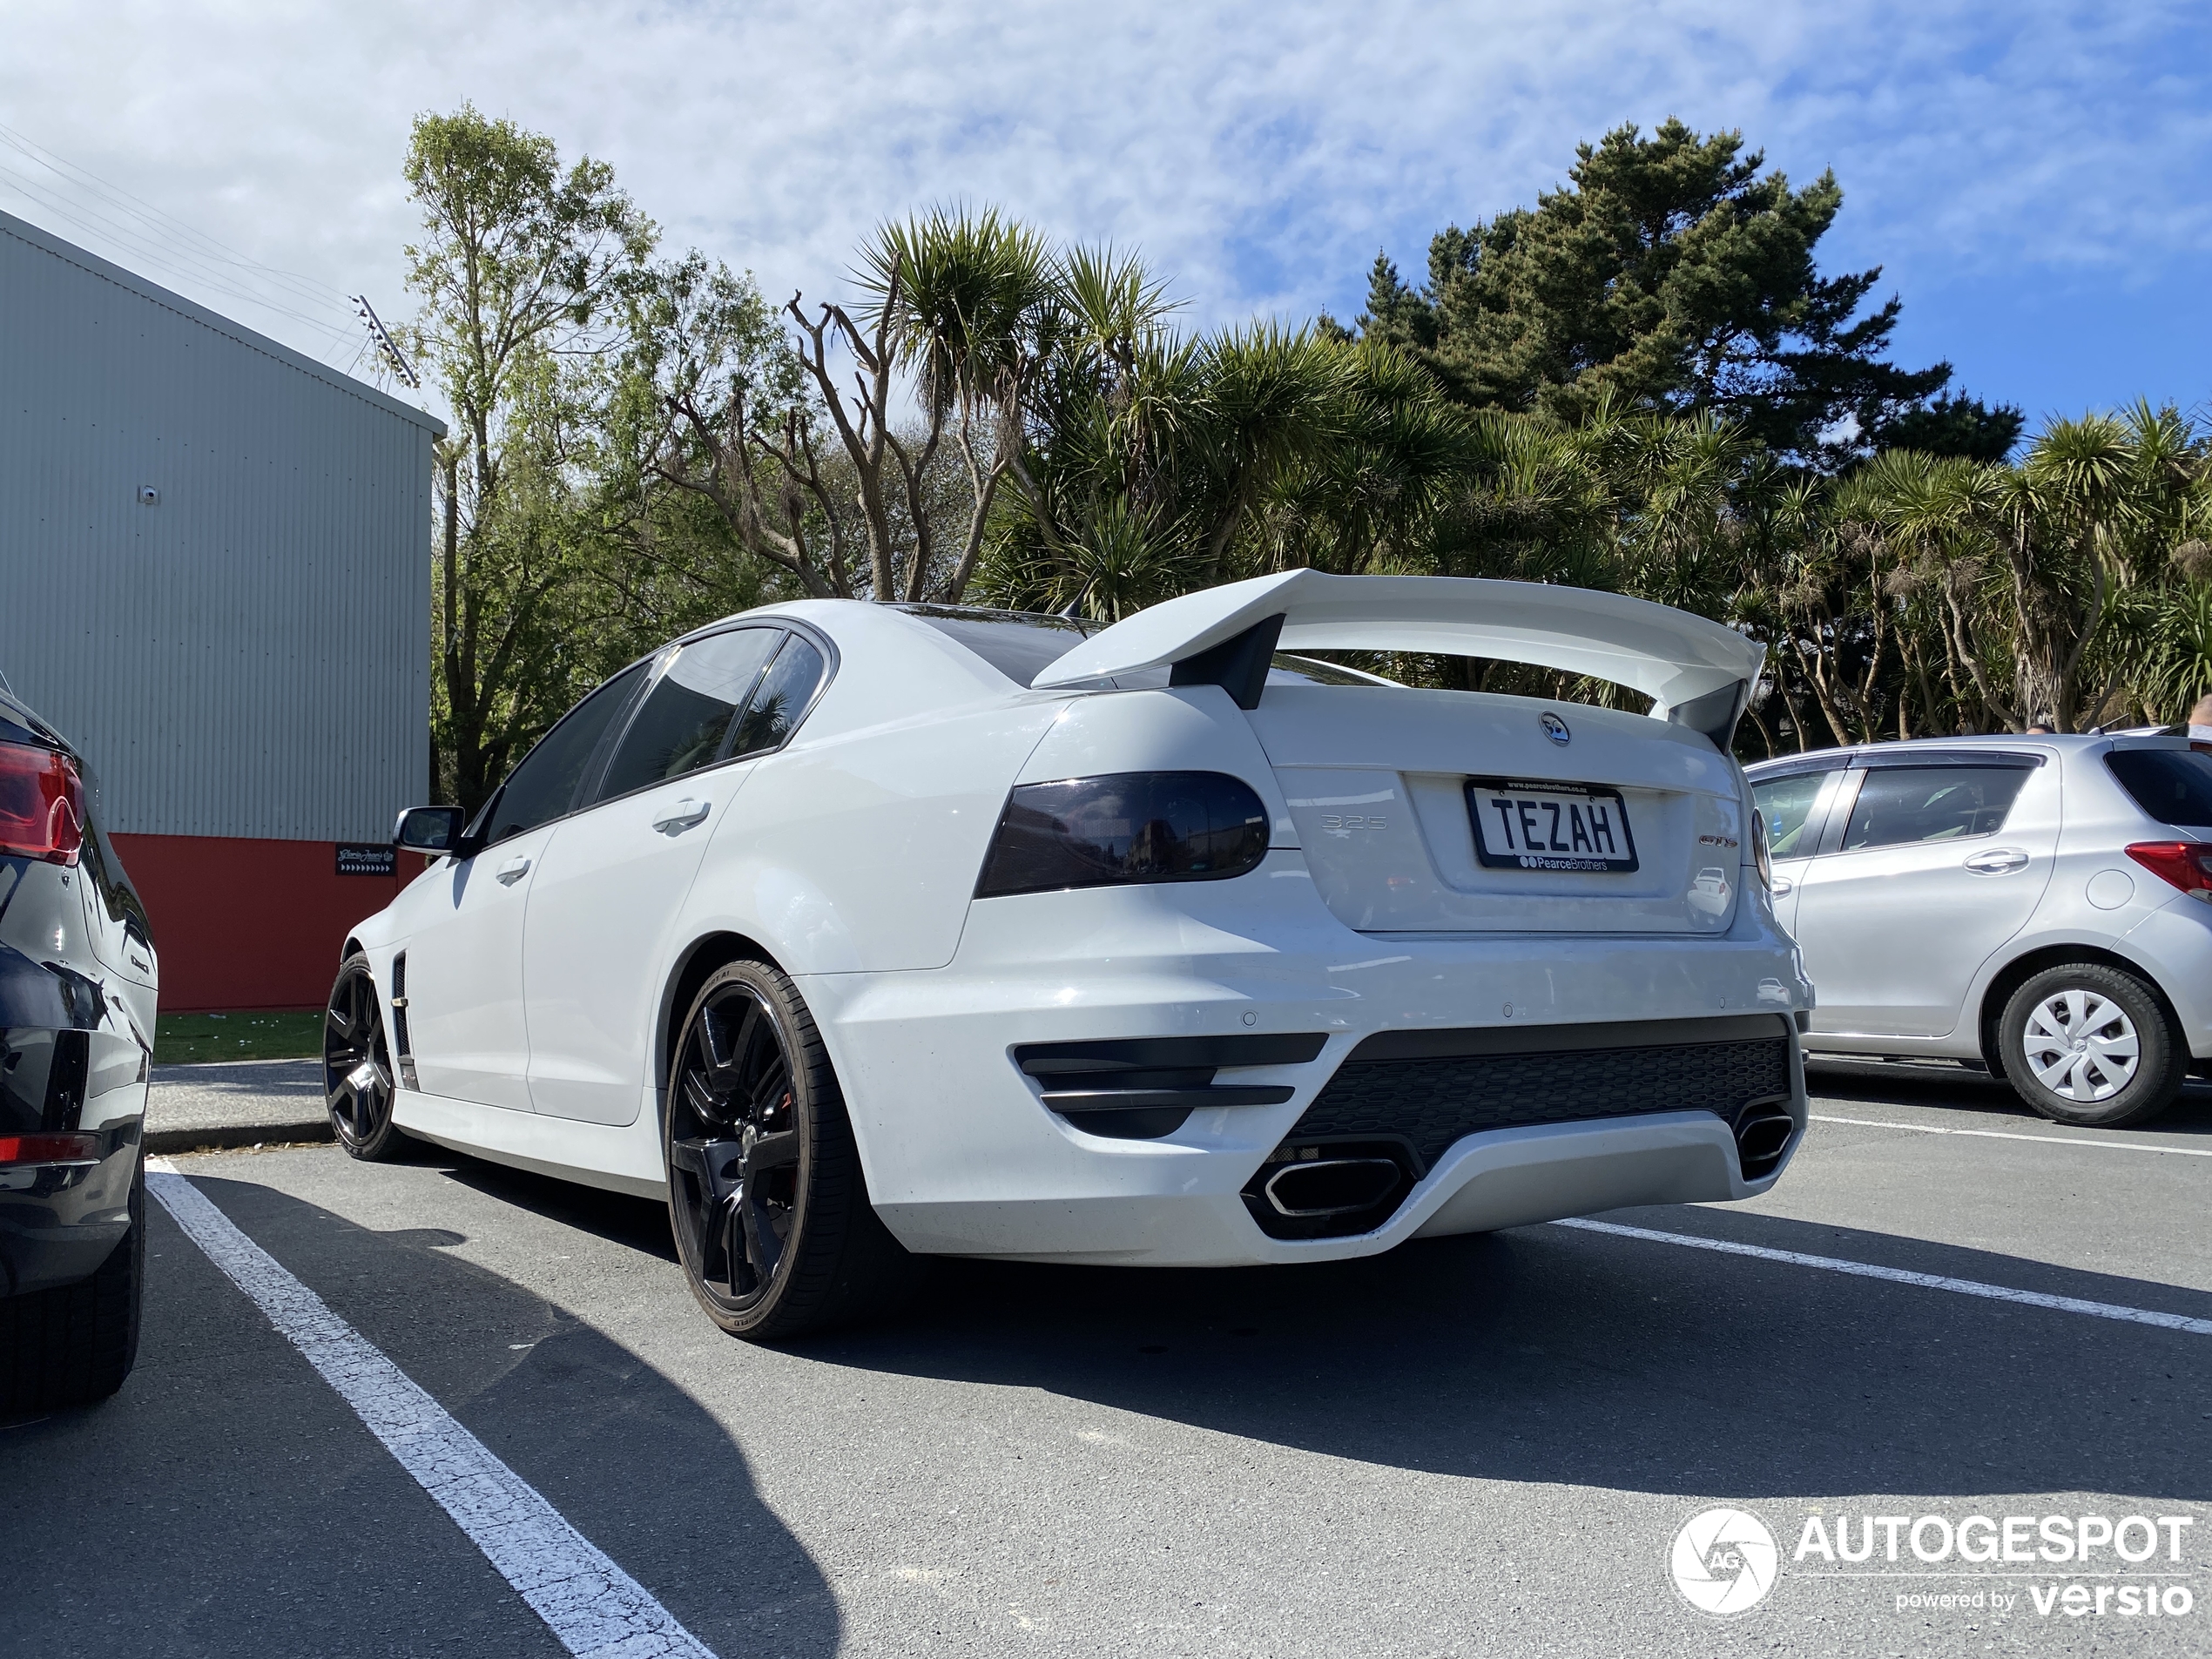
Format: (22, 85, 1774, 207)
(1670, 1507, 1778, 1615)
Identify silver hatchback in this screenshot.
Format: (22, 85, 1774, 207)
(1747, 733, 2212, 1128)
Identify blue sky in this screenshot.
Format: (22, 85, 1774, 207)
(3, 1, 2205, 428)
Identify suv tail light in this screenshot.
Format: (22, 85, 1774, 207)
(2125, 840, 2212, 900)
(0, 1131, 102, 1167)
(975, 772, 1271, 899)
(0, 741, 84, 866)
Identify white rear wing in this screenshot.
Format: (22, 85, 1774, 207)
(1032, 571, 1764, 742)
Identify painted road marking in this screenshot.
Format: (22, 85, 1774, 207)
(1811, 1112, 2212, 1157)
(1554, 1217, 2212, 1338)
(145, 1162, 715, 1659)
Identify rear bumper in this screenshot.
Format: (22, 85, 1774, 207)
(803, 857, 1812, 1265)
(1, 1016, 152, 1298)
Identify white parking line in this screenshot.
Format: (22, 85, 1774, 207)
(1553, 1217, 2212, 1337)
(145, 1162, 716, 1659)
(1810, 1112, 2212, 1157)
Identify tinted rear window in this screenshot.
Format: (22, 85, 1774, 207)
(900, 607, 1398, 690)
(2107, 749, 2212, 827)
(900, 608, 1094, 684)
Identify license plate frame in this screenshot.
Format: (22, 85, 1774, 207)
(1464, 777, 1640, 873)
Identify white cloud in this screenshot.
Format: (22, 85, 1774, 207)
(2, 0, 2204, 395)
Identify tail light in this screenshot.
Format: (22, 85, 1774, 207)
(2126, 840, 2212, 900)
(0, 1131, 102, 1167)
(1750, 808, 1773, 890)
(975, 772, 1271, 899)
(0, 741, 84, 866)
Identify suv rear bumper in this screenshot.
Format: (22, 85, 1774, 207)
(1, 1020, 151, 1298)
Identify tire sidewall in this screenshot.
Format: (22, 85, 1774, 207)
(2000, 964, 2182, 1128)
(664, 961, 825, 1339)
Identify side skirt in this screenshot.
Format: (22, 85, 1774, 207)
(392, 1089, 665, 1201)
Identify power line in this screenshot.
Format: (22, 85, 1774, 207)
(0, 120, 388, 374)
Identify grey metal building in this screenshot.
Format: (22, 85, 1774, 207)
(0, 206, 442, 1009)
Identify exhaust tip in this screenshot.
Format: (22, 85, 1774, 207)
(1732, 1104, 1796, 1180)
(1241, 1138, 1421, 1240)
(1262, 1157, 1403, 1219)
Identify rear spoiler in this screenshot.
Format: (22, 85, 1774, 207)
(1032, 571, 1764, 746)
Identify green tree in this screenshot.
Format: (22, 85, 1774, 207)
(1358, 119, 1952, 469)
(402, 105, 656, 812)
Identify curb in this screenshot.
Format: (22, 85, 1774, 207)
(145, 1120, 334, 1155)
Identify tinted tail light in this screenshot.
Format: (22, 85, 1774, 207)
(2125, 840, 2212, 900)
(975, 772, 1271, 899)
(0, 741, 84, 866)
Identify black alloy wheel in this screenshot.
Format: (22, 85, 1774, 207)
(664, 961, 903, 1341)
(325, 953, 404, 1160)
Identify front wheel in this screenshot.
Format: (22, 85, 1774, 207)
(664, 961, 903, 1341)
(325, 954, 405, 1160)
(1999, 963, 2185, 1129)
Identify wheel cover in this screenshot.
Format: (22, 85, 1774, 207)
(668, 983, 800, 1312)
(323, 967, 395, 1144)
(2020, 988, 2140, 1103)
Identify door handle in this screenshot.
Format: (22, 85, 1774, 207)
(1770, 877, 1792, 895)
(652, 798, 711, 833)
(1963, 848, 2030, 875)
(496, 855, 532, 885)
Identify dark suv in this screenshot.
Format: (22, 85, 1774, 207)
(0, 682, 158, 1411)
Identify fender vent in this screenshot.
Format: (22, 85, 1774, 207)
(390, 951, 418, 1092)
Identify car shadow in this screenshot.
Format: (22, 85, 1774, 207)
(408, 1144, 2212, 1511)
(807, 1208, 2212, 1507)
(0, 1170, 837, 1659)
(1806, 1056, 2212, 1136)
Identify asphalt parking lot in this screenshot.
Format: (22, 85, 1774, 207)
(6, 1064, 2209, 1658)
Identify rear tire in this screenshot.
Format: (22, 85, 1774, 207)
(1999, 963, 2184, 1129)
(664, 961, 907, 1342)
(325, 953, 406, 1160)
(0, 1150, 144, 1413)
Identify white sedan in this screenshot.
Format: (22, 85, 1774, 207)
(331, 572, 1814, 1339)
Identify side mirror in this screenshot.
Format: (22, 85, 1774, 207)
(393, 805, 467, 857)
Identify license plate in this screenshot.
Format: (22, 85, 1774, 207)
(1465, 778, 1639, 872)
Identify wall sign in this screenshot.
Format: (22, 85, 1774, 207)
(335, 844, 397, 877)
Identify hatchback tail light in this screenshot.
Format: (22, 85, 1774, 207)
(975, 772, 1271, 899)
(2124, 840, 2212, 900)
(0, 741, 84, 866)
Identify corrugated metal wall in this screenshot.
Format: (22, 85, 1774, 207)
(0, 208, 438, 841)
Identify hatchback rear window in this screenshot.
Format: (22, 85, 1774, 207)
(2107, 749, 2212, 827)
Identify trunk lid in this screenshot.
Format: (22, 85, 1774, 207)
(1249, 685, 1749, 934)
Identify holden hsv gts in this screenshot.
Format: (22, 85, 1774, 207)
(329, 571, 1814, 1339)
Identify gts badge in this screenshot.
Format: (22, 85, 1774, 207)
(1320, 814, 1387, 833)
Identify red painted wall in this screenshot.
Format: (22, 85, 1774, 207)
(110, 833, 408, 1013)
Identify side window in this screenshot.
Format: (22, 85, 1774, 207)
(1840, 765, 2032, 851)
(595, 629, 783, 802)
(483, 661, 650, 846)
(1750, 771, 1835, 860)
(729, 635, 826, 758)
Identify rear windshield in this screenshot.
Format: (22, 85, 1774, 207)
(899, 606, 1390, 691)
(2107, 749, 2212, 827)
